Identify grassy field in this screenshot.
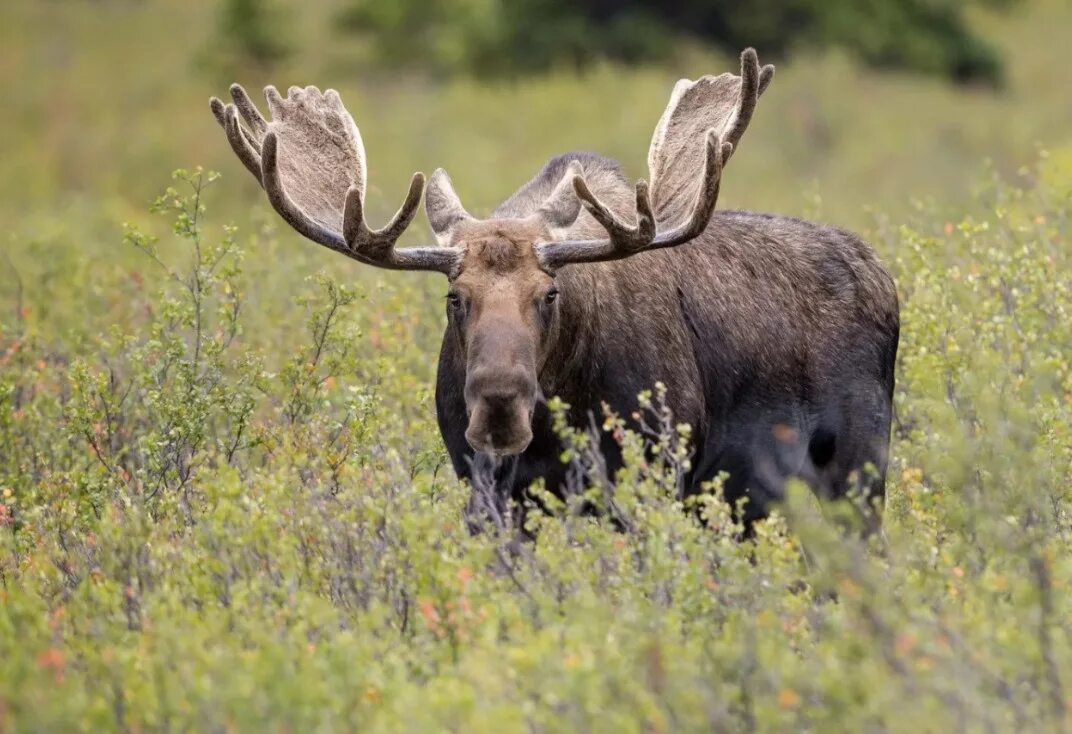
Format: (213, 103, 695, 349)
(1, 0, 1071, 731)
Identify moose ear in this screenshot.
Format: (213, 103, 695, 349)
(534, 160, 584, 231)
(425, 169, 473, 246)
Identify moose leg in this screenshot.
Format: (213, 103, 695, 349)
(693, 409, 812, 533)
(810, 383, 893, 532)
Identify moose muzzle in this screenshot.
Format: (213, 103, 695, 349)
(463, 365, 537, 457)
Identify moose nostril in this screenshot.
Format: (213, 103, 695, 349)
(481, 392, 520, 411)
(463, 381, 535, 457)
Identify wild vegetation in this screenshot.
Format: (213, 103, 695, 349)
(336, 0, 1013, 83)
(1, 0, 1070, 731)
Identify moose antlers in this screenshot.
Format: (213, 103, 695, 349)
(209, 48, 772, 275)
(537, 48, 774, 269)
(536, 130, 727, 267)
(209, 85, 459, 273)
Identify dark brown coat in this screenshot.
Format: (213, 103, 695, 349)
(435, 152, 899, 526)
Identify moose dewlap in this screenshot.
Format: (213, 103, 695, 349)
(209, 49, 899, 530)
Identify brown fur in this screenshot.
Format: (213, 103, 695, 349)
(433, 151, 898, 527)
(445, 219, 558, 455)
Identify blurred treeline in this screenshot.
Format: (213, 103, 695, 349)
(331, 0, 1016, 84)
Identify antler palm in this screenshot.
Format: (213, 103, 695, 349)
(209, 85, 457, 273)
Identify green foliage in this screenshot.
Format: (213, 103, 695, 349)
(202, 0, 292, 77)
(0, 147, 1070, 729)
(337, 0, 1008, 84)
(0, 1, 1070, 727)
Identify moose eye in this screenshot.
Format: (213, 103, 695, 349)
(446, 292, 463, 309)
(544, 289, 559, 305)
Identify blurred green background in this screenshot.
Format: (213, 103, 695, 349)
(2, 0, 1069, 253)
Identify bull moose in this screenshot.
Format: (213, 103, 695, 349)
(209, 50, 899, 530)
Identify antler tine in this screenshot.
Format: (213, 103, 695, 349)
(210, 87, 265, 166)
(538, 129, 725, 269)
(758, 64, 776, 97)
(208, 99, 262, 180)
(340, 173, 459, 272)
(343, 172, 423, 249)
(572, 176, 656, 252)
(209, 95, 227, 127)
(230, 84, 267, 136)
(725, 48, 774, 156)
(225, 105, 264, 180)
(534, 175, 657, 268)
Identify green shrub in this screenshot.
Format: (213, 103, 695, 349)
(336, 0, 1008, 84)
(0, 151, 1069, 731)
(203, 0, 292, 77)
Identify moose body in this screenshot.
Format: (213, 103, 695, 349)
(210, 50, 899, 529)
(436, 153, 899, 525)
